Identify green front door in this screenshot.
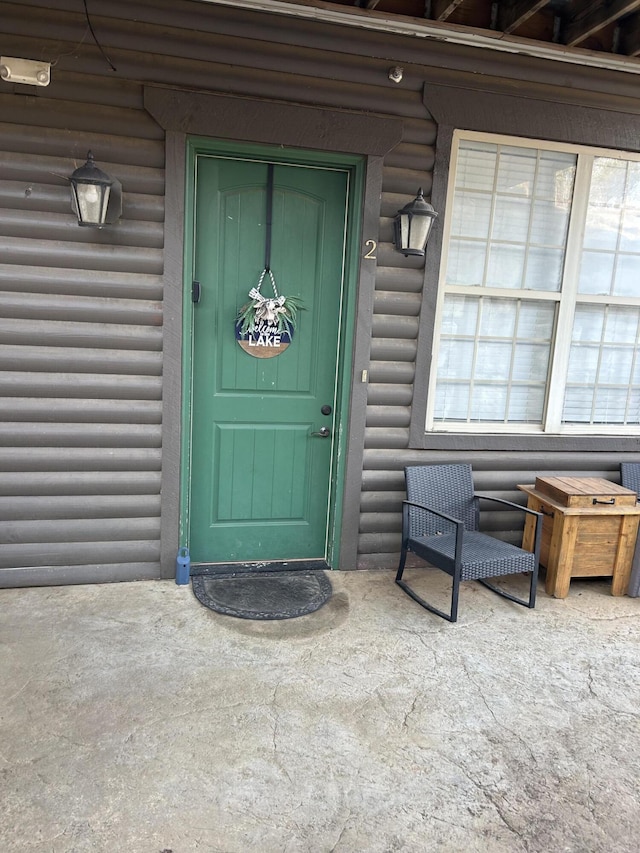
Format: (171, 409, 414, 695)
(188, 155, 349, 564)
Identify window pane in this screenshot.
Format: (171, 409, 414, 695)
(446, 240, 486, 286)
(492, 196, 531, 241)
(476, 341, 511, 380)
(434, 295, 552, 425)
(572, 305, 604, 341)
(512, 343, 550, 381)
(508, 386, 546, 422)
(563, 304, 640, 425)
(628, 389, 640, 423)
(599, 346, 634, 383)
(593, 388, 629, 424)
(517, 301, 556, 337)
(563, 387, 593, 423)
(604, 307, 638, 343)
(530, 199, 570, 246)
(496, 146, 537, 194)
(478, 298, 516, 336)
(614, 254, 640, 297)
(626, 162, 640, 206)
(486, 244, 526, 289)
(441, 295, 478, 335)
(456, 141, 496, 191)
(589, 158, 627, 206)
(451, 191, 492, 239)
(580, 157, 640, 297)
(619, 209, 640, 253)
(434, 383, 470, 421)
(537, 151, 576, 202)
(525, 247, 564, 291)
(438, 339, 474, 379)
(578, 252, 615, 295)
(583, 207, 621, 251)
(567, 345, 599, 383)
(470, 384, 507, 421)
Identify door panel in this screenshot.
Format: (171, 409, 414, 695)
(189, 156, 348, 563)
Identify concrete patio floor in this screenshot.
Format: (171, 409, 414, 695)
(1, 569, 639, 853)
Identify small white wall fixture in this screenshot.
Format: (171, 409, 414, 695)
(0, 56, 50, 86)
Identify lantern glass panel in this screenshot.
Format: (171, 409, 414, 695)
(409, 216, 433, 252)
(75, 183, 111, 226)
(400, 214, 410, 249)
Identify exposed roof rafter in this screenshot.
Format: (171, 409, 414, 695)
(355, 0, 640, 56)
(563, 0, 640, 47)
(620, 10, 640, 55)
(432, 0, 466, 22)
(498, 0, 549, 35)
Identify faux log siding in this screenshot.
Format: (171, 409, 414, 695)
(2, 1, 436, 581)
(3, 0, 636, 581)
(0, 97, 164, 584)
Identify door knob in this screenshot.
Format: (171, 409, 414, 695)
(311, 426, 330, 438)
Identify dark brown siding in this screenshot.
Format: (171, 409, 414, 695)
(2, 0, 639, 582)
(0, 67, 165, 584)
(0, 0, 436, 582)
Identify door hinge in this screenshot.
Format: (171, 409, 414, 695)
(192, 280, 201, 304)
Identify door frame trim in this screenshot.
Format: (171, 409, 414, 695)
(181, 138, 364, 569)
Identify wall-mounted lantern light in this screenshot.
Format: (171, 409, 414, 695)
(69, 151, 122, 228)
(393, 188, 438, 257)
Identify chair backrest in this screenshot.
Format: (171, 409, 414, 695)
(405, 464, 479, 535)
(620, 462, 640, 498)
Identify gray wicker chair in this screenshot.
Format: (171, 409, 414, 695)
(396, 464, 542, 622)
(620, 462, 640, 597)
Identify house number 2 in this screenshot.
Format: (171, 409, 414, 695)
(364, 239, 377, 259)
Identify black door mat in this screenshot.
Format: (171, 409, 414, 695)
(191, 569, 333, 621)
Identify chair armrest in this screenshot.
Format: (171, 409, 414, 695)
(474, 494, 542, 561)
(401, 500, 465, 568)
(474, 494, 542, 519)
(402, 500, 463, 530)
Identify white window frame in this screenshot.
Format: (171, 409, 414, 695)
(426, 130, 640, 436)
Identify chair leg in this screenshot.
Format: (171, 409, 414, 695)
(479, 565, 539, 610)
(395, 540, 408, 582)
(450, 572, 460, 623)
(528, 566, 537, 609)
(395, 562, 460, 623)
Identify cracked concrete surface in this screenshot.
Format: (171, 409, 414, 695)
(1, 570, 639, 852)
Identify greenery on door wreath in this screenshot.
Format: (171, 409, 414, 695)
(236, 268, 304, 337)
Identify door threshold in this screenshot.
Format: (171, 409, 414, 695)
(190, 559, 330, 577)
